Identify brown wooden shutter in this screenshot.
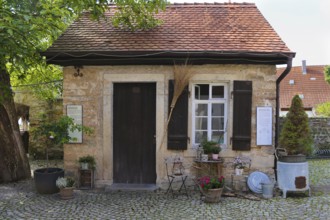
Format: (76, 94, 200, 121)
(167, 80, 188, 150)
(232, 81, 252, 151)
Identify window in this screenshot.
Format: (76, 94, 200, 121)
(192, 84, 227, 145)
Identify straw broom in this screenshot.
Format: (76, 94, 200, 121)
(159, 63, 195, 150)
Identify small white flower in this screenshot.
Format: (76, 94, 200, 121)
(56, 177, 67, 189)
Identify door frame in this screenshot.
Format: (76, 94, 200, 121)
(102, 72, 165, 186)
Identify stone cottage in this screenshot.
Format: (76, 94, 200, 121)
(42, 3, 295, 188)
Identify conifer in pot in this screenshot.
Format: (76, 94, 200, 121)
(279, 95, 313, 158)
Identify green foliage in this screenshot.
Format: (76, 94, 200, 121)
(78, 155, 96, 168)
(324, 66, 330, 84)
(201, 140, 220, 154)
(56, 176, 75, 188)
(1, 0, 167, 102)
(66, 177, 75, 187)
(1, 0, 72, 102)
(279, 95, 313, 155)
(315, 102, 330, 117)
(31, 114, 93, 163)
(10, 62, 63, 101)
(211, 145, 221, 154)
(32, 114, 91, 145)
(112, 0, 167, 30)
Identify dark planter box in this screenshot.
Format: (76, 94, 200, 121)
(34, 168, 64, 194)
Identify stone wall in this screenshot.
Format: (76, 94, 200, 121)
(309, 118, 330, 154)
(14, 89, 63, 159)
(62, 64, 277, 188)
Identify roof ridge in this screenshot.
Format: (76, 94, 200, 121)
(108, 2, 256, 8)
(278, 65, 327, 70)
(171, 2, 255, 6)
(171, 2, 255, 4)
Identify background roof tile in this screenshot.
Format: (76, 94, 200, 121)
(277, 65, 330, 109)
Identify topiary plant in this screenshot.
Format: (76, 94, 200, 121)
(279, 95, 313, 155)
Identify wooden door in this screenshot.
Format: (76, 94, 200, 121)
(113, 83, 156, 184)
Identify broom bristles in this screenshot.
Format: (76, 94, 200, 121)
(159, 63, 195, 151)
(171, 64, 194, 108)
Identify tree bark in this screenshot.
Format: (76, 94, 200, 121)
(0, 68, 31, 183)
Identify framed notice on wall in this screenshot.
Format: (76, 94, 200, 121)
(256, 107, 272, 146)
(66, 105, 83, 143)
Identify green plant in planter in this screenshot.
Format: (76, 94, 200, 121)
(56, 176, 75, 199)
(211, 145, 221, 154)
(279, 95, 313, 156)
(78, 155, 96, 169)
(56, 177, 75, 189)
(31, 114, 93, 194)
(32, 114, 94, 167)
(201, 140, 220, 154)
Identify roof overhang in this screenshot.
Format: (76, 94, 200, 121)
(42, 50, 295, 66)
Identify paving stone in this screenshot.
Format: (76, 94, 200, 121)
(0, 160, 329, 219)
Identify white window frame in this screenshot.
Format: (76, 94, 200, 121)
(192, 83, 228, 146)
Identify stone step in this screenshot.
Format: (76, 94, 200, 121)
(105, 184, 158, 192)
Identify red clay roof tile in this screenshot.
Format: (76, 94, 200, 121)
(277, 65, 330, 109)
(47, 3, 292, 54)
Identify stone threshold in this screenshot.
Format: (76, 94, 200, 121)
(105, 184, 159, 192)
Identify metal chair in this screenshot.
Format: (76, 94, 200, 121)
(164, 156, 189, 197)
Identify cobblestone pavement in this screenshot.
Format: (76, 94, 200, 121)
(0, 160, 329, 220)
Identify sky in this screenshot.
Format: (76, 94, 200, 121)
(169, 0, 330, 67)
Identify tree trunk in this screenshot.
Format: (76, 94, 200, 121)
(0, 68, 31, 183)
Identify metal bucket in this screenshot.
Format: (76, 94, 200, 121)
(261, 182, 274, 199)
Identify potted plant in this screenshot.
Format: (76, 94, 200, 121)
(78, 155, 96, 170)
(278, 95, 313, 162)
(32, 115, 93, 194)
(210, 145, 221, 160)
(277, 95, 313, 198)
(56, 176, 75, 199)
(233, 156, 246, 175)
(197, 176, 225, 203)
(201, 140, 219, 161)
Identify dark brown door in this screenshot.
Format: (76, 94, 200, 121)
(113, 83, 156, 184)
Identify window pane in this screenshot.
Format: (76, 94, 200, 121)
(195, 131, 208, 144)
(195, 118, 207, 130)
(195, 104, 208, 116)
(212, 118, 224, 130)
(195, 84, 209, 100)
(211, 131, 224, 144)
(212, 86, 224, 98)
(212, 104, 224, 116)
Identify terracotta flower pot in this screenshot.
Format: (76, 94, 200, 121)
(59, 187, 74, 200)
(204, 188, 223, 203)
